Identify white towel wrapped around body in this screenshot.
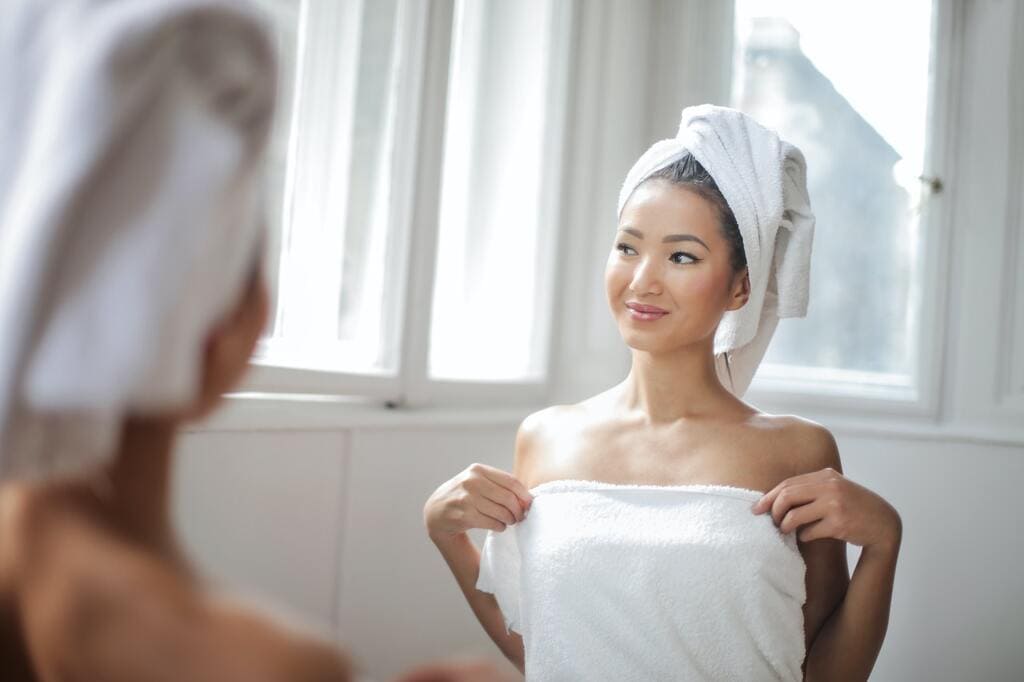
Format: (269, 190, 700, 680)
(477, 479, 807, 681)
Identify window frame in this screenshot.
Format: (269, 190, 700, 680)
(237, 0, 575, 409)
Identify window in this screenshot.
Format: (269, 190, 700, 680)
(731, 0, 937, 398)
(245, 0, 572, 400)
(251, 0, 415, 380)
(429, 0, 569, 382)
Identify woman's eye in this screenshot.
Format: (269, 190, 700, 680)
(617, 243, 698, 264)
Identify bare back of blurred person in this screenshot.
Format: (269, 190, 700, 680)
(0, 1, 356, 679)
(0, 3, 523, 680)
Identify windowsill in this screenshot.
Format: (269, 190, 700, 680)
(749, 365, 920, 404)
(183, 393, 536, 433)
(183, 391, 1024, 448)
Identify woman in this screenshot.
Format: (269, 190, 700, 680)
(424, 104, 902, 680)
(0, 2, 512, 680)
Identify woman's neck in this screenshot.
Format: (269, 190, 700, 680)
(100, 416, 179, 556)
(618, 343, 746, 423)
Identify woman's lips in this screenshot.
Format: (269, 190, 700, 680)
(626, 303, 669, 321)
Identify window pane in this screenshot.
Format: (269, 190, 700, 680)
(731, 0, 934, 381)
(429, 0, 566, 381)
(335, 0, 407, 372)
(259, 0, 412, 375)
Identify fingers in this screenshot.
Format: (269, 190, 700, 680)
(766, 482, 821, 526)
(753, 477, 815, 517)
(473, 495, 518, 527)
(777, 496, 829, 535)
(754, 467, 839, 513)
(470, 463, 533, 507)
(795, 517, 829, 543)
(477, 478, 527, 522)
(467, 509, 507, 533)
(466, 463, 532, 521)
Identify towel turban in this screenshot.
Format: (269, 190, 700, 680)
(0, 0, 277, 480)
(617, 104, 815, 397)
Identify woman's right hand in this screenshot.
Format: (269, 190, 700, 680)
(423, 463, 533, 542)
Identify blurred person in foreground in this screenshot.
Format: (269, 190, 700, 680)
(0, 2, 514, 680)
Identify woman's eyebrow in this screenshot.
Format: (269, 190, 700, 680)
(619, 227, 710, 251)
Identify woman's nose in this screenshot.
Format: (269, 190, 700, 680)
(630, 257, 663, 295)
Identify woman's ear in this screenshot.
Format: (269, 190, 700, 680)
(727, 268, 750, 311)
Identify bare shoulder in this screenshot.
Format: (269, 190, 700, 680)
(13, 490, 351, 682)
(513, 403, 581, 485)
(749, 412, 843, 478)
(202, 595, 353, 682)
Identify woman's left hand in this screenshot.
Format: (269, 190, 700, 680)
(750, 468, 902, 553)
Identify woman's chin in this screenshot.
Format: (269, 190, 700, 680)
(620, 332, 667, 352)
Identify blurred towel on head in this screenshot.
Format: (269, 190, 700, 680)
(0, 0, 277, 480)
(617, 104, 815, 397)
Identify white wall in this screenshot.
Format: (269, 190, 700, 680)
(173, 1, 1024, 680)
(174, 422, 526, 679)
(173, 422, 1024, 681)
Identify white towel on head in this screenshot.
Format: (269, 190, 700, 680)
(617, 104, 815, 397)
(0, 0, 277, 480)
(476, 480, 807, 681)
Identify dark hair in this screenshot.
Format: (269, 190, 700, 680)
(644, 153, 747, 273)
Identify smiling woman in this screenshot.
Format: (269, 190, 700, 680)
(425, 104, 901, 681)
(608, 153, 751, 351)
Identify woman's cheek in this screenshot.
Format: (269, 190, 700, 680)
(689, 267, 722, 294)
(604, 262, 631, 294)
(672, 269, 724, 318)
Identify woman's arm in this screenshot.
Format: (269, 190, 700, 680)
(752, 422, 902, 682)
(423, 417, 540, 674)
(803, 536, 900, 682)
(429, 530, 525, 672)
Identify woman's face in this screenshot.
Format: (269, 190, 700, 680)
(605, 179, 749, 355)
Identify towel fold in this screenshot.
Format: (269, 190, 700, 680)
(477, 479, 807, 681)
